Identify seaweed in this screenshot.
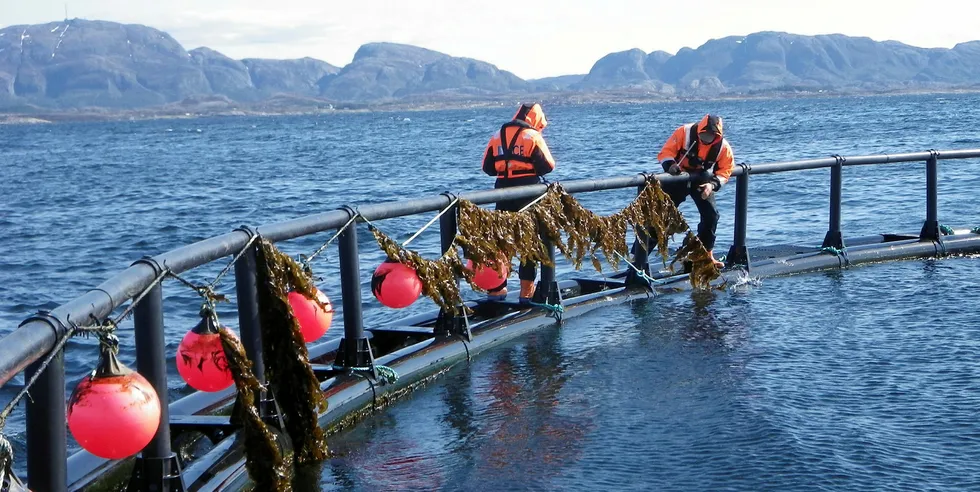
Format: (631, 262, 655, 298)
(372, 227, 473, 316)
(254, 239, 329, 464)
(374, 177, 720, 315)
(219, 327, 291, 490)
(670, 231, 722, 290)
(456, 179, 711, 280)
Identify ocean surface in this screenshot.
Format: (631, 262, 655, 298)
(1, 93, 980, 490)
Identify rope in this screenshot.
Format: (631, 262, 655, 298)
(0, 432, 12, 473)
(820, 246, 850, 267)
(0, 264, 161, 433)
(330, 364, 399, 385)
(0, 431, 24, 491)
(613, 251, 663, 287)
(517, 191, 549, 213)
(939, 224, 955, 236)
(402, 197, 459, 247)
(166, 271, 227, 308)
(208, 233, 260, 290)
(302, 212, 360, 267)
(528, 300, 564, 321)
(374, 366, 398, 385)
(103, 267, 170, 330)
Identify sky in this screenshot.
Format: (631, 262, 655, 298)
(2, 0, 978, 80)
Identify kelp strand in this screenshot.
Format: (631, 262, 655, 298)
(374, 178, 720, 314)
(670, 231, 721, 291)
(372, 227, 474, 316)
(254, 239, 329, 465)
(219, 327, 291, 490)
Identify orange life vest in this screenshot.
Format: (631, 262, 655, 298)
(492, 120, 540, 179)
(677, 123, 724, 172)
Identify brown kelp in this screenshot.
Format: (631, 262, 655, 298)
(372, 226, 473, 315)
(253, 239, 329, 464)
(373, 177, 721, 312)
(219, 326, 291, 490)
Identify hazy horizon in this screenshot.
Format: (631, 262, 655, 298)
(3, 0, 977, 80)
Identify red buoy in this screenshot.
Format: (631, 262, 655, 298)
(67, 340, 161, 460)
(372, 259, 422, 309)
(176, 307, 236, 392)
(288, 287, 334, 342)
(465, 258, 510, 291)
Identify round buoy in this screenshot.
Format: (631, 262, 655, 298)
(288, 287, 334, 342)
(465, 258, 510, 291)
(67, 342, 161, 460)
(372, 259, 422, 308)
(176, 308, 236, 392)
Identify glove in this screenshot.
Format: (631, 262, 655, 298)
(662, 160, 681, 175)
(709, 176, 722, 191)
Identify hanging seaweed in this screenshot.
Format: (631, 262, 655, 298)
(254, 239, 329, 464)
(622, 179, 689, 265)
(397, 176, 720, 301)
(456, 199, 552, 272)
(219, 327, 291, 490)
(670, 231, 722, 290)
(372, 227, 473, 315)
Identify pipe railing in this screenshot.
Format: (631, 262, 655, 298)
(2, 148, 979, 491)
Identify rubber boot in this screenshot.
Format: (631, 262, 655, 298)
(708, 250, 724, 269)
(518, 280, 536, 305)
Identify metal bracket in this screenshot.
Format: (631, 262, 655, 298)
(126, 452, 185, 492)
(434, 308, 471, 342)
(332, 337, 377, 379)
(18, 310, 70, 340)
(132, 256, 166, 277)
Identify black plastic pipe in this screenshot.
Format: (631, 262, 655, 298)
(26, 344, 66, 492)
(822, 157, 845, 249)
(336, 212, 368, 367)
(233, 240, 265, 385)
(4, 149, 980, 388)
(727, 165, 751, 267)
(131, 279, 177, 490)
(919, 154, 940, 240)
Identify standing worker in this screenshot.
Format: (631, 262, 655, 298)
(657, 114, 734, 268)
(481, 102, 557, 303)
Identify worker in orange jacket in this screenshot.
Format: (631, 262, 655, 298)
(481, 102, 557, 303)
(657, 114, 734, 268)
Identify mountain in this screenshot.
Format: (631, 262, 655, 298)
(316, 42, 528, 101)
(0, 19, 340, 109)
(2, 19, 980, 115)
(577, 32, 980, 93)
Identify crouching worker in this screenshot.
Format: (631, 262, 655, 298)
(657, 113, 734, 268)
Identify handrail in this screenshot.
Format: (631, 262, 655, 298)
(4, 148, 980, 387)
(1, 147, 979, 491)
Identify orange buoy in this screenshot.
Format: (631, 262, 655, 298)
(288, 287, 334, 342)
(176, 307, 235, 392)
(465, 258, 510, 291)
(372, 259, 422, 308)
(67, 340, 161, 460)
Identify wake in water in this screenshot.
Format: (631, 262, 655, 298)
(726, 266, 762, 292)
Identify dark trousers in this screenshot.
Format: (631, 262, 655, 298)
(661, 164, 720, 251)
(495, 196, 537, 282)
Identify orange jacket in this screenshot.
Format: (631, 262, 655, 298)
(657, 114, 735, 187)
(482, 103, 556, 182)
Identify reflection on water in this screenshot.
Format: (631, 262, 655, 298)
(318, 258, 980, 491)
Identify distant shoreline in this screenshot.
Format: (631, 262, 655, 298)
(4, 87, 978, 125)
